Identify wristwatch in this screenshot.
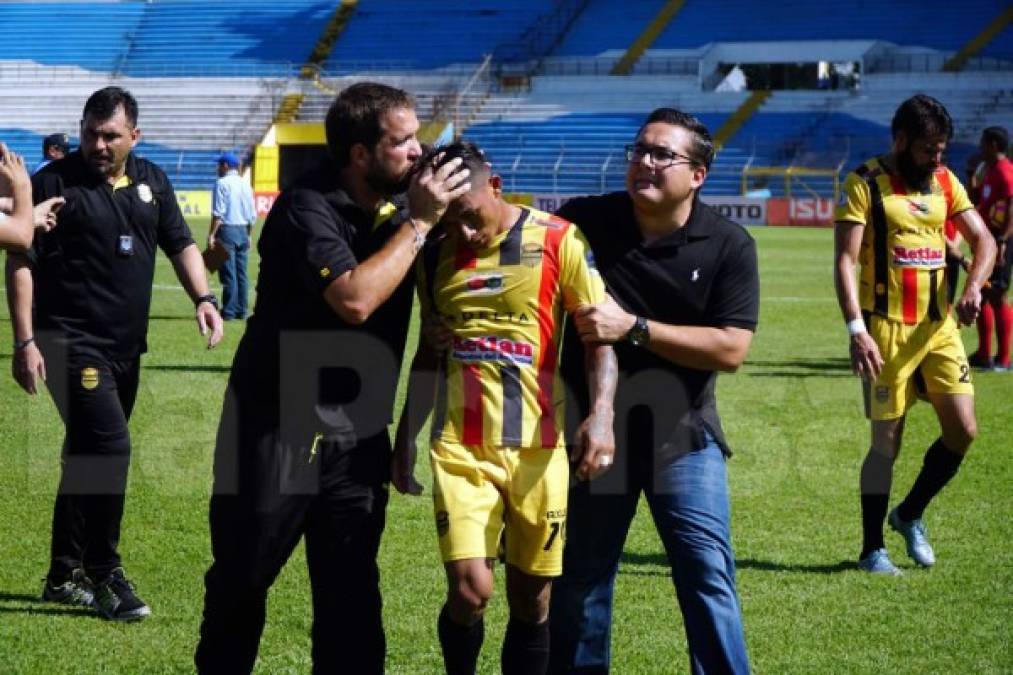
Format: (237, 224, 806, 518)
(195, 293, 220, 311)
(626, 316, 649, 347)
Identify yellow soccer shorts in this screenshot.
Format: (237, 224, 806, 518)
(863, 313, 974, 421)
(430, 439, 569, 577)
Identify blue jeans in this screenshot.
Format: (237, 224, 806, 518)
(549, 434, 750, 674)
(217, 225, 249, 320)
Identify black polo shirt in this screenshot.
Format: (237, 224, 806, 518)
(559, 191, 759, 458)
(230, 165, 414, 437)
(30, 151, 194, 359)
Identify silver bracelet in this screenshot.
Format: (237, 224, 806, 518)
(408, 218, 426, 252)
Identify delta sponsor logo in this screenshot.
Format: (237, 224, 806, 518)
(464, 273, 506, 295)
(892, 246, 944, 267)
(452, 336, 534, 365)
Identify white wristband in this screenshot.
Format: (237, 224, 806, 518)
(847, 317, 867, 336)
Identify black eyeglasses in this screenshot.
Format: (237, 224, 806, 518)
(625, 144, 696, 168)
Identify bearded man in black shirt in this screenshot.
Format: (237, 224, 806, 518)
(194, 82, 471, 674)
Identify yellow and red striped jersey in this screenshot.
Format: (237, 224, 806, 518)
(417, 206, 605, 449)
(835, 158, 973, 324)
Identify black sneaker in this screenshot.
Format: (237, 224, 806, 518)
(41, 568, 95, 607)
(968, 353, 994, 371)
(93, 567, 151, 621)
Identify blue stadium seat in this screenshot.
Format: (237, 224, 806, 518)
(653, 0, 1011, 59)
(323, 0, 547, 71)
(553, 0, 1012, 60)
(122, 1, 333, 76)
(0, 3, 144, 71)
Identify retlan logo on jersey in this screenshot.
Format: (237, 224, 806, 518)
(892, 246, 944, 267)
(463, 273, 506, 295)
(904, 199, 930, 216)
(452, 336, 534, 365)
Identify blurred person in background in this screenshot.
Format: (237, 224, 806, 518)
(207, 152, 256, 320)
(33, 132, 71, 174)
(968, 126, 1013, 371)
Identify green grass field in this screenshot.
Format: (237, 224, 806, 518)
(0, 224, 1009, 673)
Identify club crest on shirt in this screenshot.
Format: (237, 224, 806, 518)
(137, 183, 153, 203)
(521, 243, 543, 268)
(81, 367, 100, 391)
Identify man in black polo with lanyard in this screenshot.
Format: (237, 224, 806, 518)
(6, 86, 224, 621)
(194, 82, 470, 674)
(549, 108, 757, 674)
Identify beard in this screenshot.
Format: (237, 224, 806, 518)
(364, 159, 411, 196)
(897, 147, 935, 192)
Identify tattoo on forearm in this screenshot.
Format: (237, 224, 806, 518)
(586, 345, 617, 408)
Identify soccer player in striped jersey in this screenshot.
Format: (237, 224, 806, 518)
(392, 141, 616, 675)
(834, 95, 996, 575)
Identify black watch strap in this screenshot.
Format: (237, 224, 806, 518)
(196, 293, 220, 310)
(626, 316, 649, 347)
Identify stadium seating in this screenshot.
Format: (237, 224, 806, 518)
(0, 76, 282, 189)
(551, 0, 1012, 59)
(0, 1, 332, 76)
(0, 0, 1009, 196)
(322, 0, 547, 71)
(121, 0, 334, 77)
(0, 2, 143, 72)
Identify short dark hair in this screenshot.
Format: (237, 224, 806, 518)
(325, 82, 415, 167)
(891, 94, 952, 142)
(418, 139, 490, 179)
(638, 107, 715, 170)
(83, 86, 138, 127)
(981, 126, 1008, 153)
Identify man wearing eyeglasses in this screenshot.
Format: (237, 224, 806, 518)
(548, 108, 756, 674)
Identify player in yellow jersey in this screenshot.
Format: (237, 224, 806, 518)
(392, 141, 616, 675)
(834, 95, 996, 575)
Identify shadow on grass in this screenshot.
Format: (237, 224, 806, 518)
(745, 357, 853, 379)
(736, 558, 854, 574)
(619, 552, 853, 576)
(143, 364, 231, 373)
(0, 592, 101, 619)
